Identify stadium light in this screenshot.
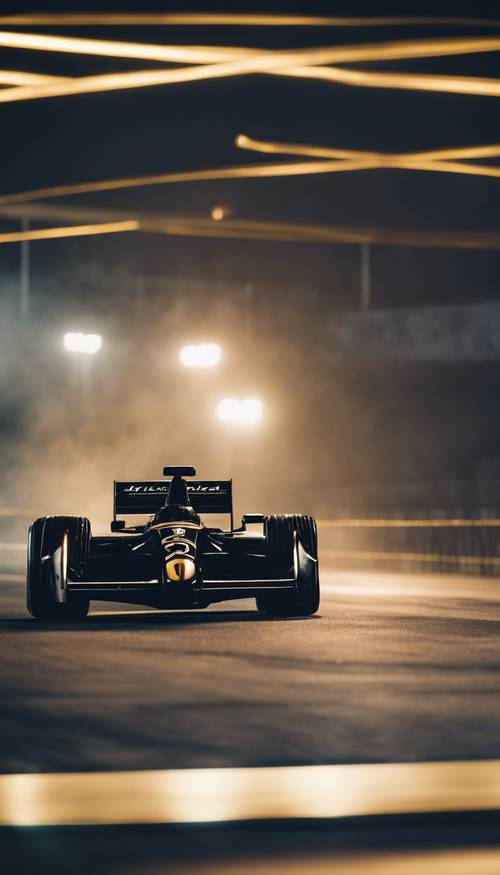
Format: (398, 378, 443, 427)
(180, 343, 221, 368)
(64, 332, 102, 354)
(217, 398, 263, 424)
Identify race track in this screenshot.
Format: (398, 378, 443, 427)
(1, 556, 499, 773)
(1, 551, 500, 874)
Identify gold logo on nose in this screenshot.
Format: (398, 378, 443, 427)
(165, 557, 196, 581)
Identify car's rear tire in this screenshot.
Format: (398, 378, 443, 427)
(27, 516, 91, 621)
(256, 514, 319, 617)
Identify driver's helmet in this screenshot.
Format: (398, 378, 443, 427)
(152, 504, 201, 526)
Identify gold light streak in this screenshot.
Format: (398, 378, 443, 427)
(324, 549, 500, 566)
(2, 31, 500, 68)
(0, 160, 387, 207)
(0, 221, 138, 244)
(319, 518, 500, 527)
(2, 202, 500, 251)
(1, 759, 500, 826)
(0, 30, 254, 65)
(0, 70, 67, 86)
(236, 134, 500, 180)
(281, 63, 500, 98)
(2, 34, 500, 104)
(238, 134, 500, 163)
(4, 130, 500, 211)
(1, 14, 500, 27)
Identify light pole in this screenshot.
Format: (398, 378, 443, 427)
(20, 218, 30, 319)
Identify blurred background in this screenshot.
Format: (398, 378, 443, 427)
(1, 0, 500, 531)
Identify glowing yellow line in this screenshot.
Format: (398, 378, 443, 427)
(2, 36, 500, 103)
(0, 221, 138, 244)
(318, 518, 500, 527)
(1, 14, 500, 27)
(237, 134, 500, 163)
(2, 202, 500, 251)
(236, 135, 500, 180)
(1, 759, 499, 826)
(0, 30, 254, 65)
(5, 133, 500, 212)
(280, 63, 500, 98)
(0, 70, 68, 86)
(324, 550, 500, 565)
(0, 160, 383, 206)
(2, 31, 500, 67)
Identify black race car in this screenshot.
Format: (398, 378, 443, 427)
(27, 467, 319, 620)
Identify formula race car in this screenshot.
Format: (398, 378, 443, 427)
(27, 467, 319, 620)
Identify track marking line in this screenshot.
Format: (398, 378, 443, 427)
(1, 759, 499, 827)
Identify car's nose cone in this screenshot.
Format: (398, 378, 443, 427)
(165, 556, 196, 582)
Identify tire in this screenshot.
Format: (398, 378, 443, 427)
(256, 514, 319, 617)
(27, 516, 91, 621)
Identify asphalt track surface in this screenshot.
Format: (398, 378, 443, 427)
(1, 549, 500, 872)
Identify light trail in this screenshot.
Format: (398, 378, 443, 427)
(1, 759, 499, 826)
(2, 202, 500, 251)
(1, 14, 500, 27)
(318, 518, 500, 527)
(0, 159, 387, 206)
(169, 851, 500, 875)
(0, 220, 138, 244)
(323, 549, 500, 566)
(2, 31, 500, 67)
(4, 131, 500, 213)
(236, 134, 500, 179)
(2, 34, 500, 103)
(280, 63, 500, 98)
(1, 61, 500, 105)
(237, 134, 500, 163)
(0, 70, 67, 86)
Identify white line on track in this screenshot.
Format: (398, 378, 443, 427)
(1, 759, 499, 827)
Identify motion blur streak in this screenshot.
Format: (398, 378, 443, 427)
(4, 133, 500, 212)
(324, 550, 500, 566)
(0, 70, 68, 86)
(282, 64, 500, 98)
(2, 202, 500, 250)
(3, 31, 500, 67)
(170, 851, 500, 875)
(0, 160, 381, 206)
(3, 42, 500, 103)
(0, 221, 138, 244)
(1, 14, 500, 27)
(319, 518, 500, 526)
(153, 850, 500, 875)
(1, 759, 499, 826)
(237, 134, 500, 163)
(237, 135, 500, 179)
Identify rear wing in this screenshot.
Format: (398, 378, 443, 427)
(114, 480, 233, 528)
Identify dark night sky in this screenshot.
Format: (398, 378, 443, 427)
(2, 2, 500, 499)
(1, 0, 500, 308)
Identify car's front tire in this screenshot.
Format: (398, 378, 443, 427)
(27, 516, 91, 621)
(256, 514, 319, 617)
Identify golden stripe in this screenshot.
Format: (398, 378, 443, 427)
(322, 549, 500, 565)
(318, 518, 500, 527)
(2, 32, 500, 67)
(0, 221, 138, 244)
(1, 14, 499, 27)
(1, 759, 500, 826)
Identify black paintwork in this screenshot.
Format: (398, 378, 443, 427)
(67, 470, 296, 609)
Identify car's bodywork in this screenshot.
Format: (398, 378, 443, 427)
(27, 467, 319, 617)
